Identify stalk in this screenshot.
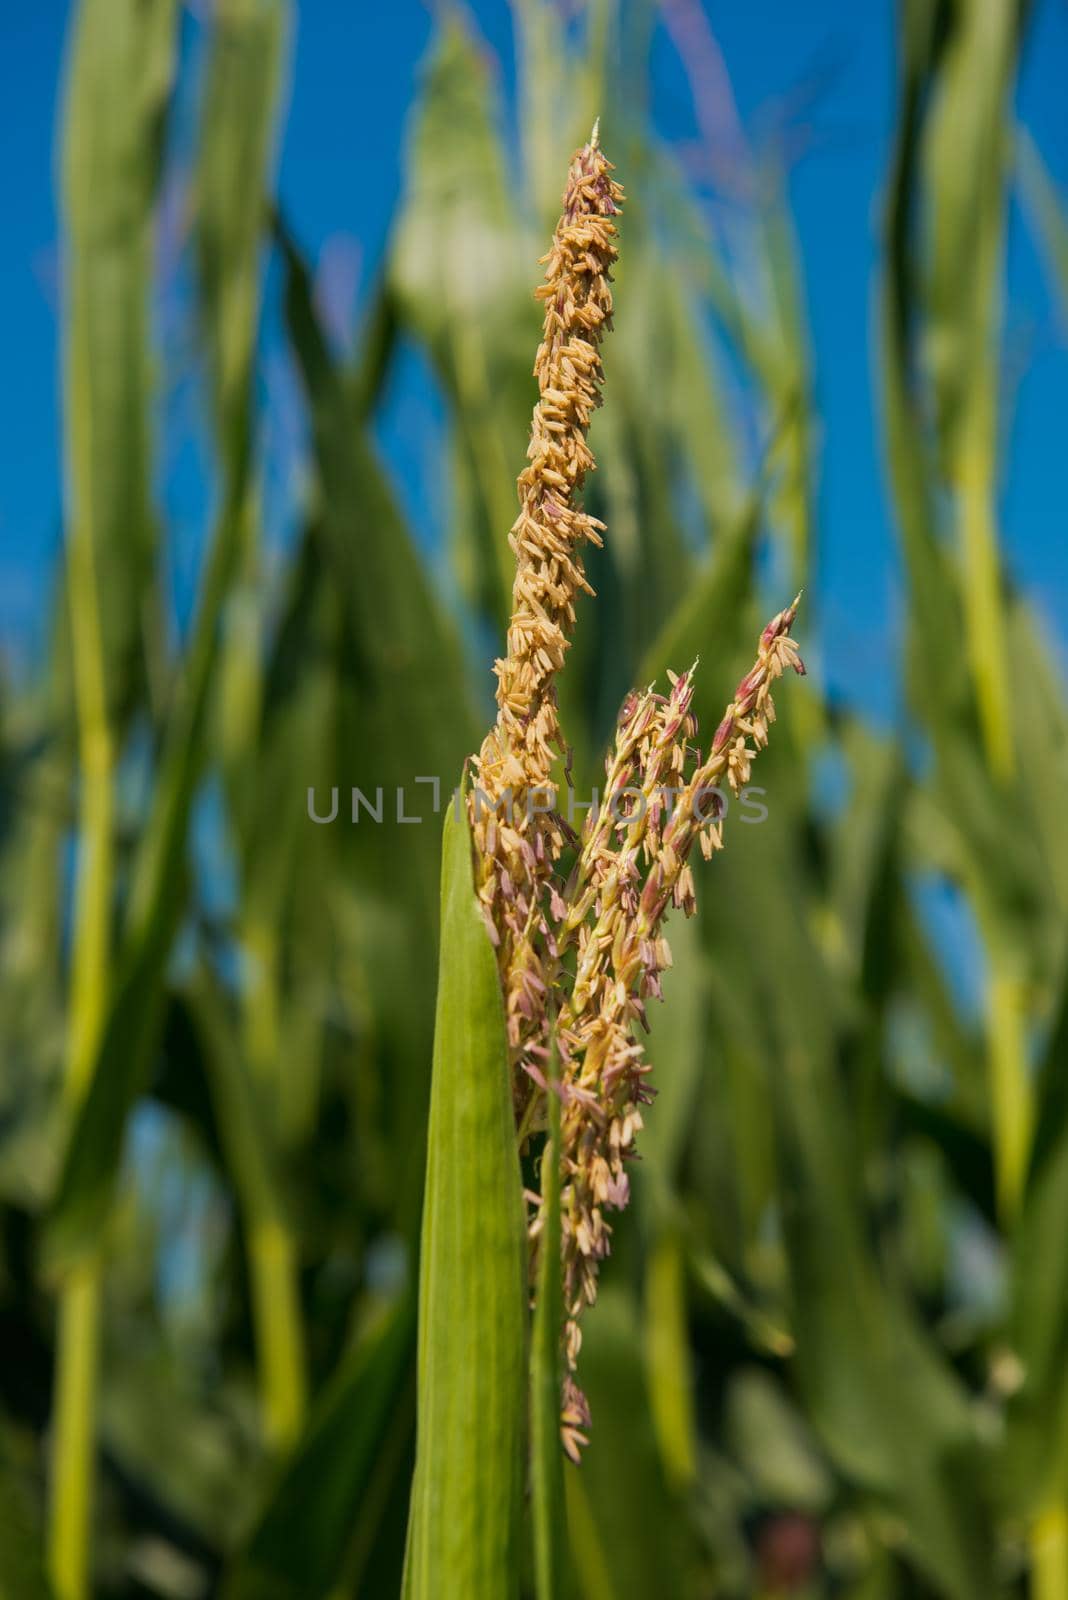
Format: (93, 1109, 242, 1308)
(988, 964, 1031, 1226)
(1033, 1507, 1068, 1600)
(50, 1266, 102, 1600)
(248, 1218, 307, 1451)
(242, 917, 307, 1449)
(49, 338, 116, 1600)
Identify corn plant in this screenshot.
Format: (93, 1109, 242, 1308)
(403, 131, 803, 1596)
(1, 1, 1067, 1597)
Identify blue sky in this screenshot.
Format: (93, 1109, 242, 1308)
(3, 1, 1066, 703)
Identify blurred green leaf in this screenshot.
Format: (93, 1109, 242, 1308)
(390, 18, 533, 619)
(279, 220, 478, 923)
(638, 910, 705, 1198)
(643, 1232, 697, 1492)
(196, 0, 286, 442)
(922, 0, 1024, 451)
(226, 1294, 416, 1600)
(825, 723, 903, 996)
(182, 972, 286, 1242)
(280, 222, 479, 1229)
(568, 1287, 695, 1600)
(0, 1433, 52, 1600)
(637, 492, 761, 734)
(61, 0, 178, 718)
(1005, 593, 1068, 919)
(1005, 968, 1068, 1515)
(708, 794, 995, 1596)
(726, 1368, 832, 1514)
(46, 0, 288, 1277)
(637, 917, 702, 1490)
(514, 0, 606, 227)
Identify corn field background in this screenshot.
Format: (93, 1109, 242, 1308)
(3, 1, 1068, 1596)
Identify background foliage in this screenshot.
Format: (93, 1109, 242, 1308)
(2, 0, 1068, 1596)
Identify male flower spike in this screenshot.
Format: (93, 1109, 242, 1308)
(467, 128, 804, 1455)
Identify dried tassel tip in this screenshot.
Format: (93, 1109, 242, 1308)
(469, 133, 624, 1115)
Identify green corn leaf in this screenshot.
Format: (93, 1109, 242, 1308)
(922, 0, 1025, 813)
(181, 970, 285, 1238)
(279, 220, 478, 922)
(636, 914, 702, 1488)
(0, 1433, 53, 1600)
(197, 0, 287, 836)
(774, 1064, 995, 1599)
(637, 491, 761, 734)
(642, 1232, 697, 1492)
(881, 0, 976, 728)
(734, 180, 815, 588)
(922, 0, 1024, 453)
(707, 800, 995, 1596)
(726, 1368, 833, 1515)
(637, 909, 705, 1200)
(402, 790, 528, 1600)
(1005, 970, 1068, 1516)
(230, 522, 338, 950)
(61, 0, 178, 722)
(882, 0, 1050, 1240)
(591, 375, 692, 697)
(196, 0, 286, 445)
(825, 721, 903, 996)
(513, 0, 606, 228)
(566, 1288, 695, 1600)
(390, 18, 533, 621)
(280, 223, 479, 1231)
(1005, 593, 1068, 919)
(49, 5, 181, 1590)
(225, 1293, 416, 1600)
(96, 1334, 256, 1553)
(46, 918, 174, 1273)
(531, 1035, 566, 1600)
(658, 273, 746, 537)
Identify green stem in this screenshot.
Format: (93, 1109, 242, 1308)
(50, 1266, 102, 1600)
(242, 917, 307, 1450)
(988, 962, 1037, 1594)
(49, 448, 115, 1600)
(248, 1217, 307, 1451)
(988, 966, 1033, 1227)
